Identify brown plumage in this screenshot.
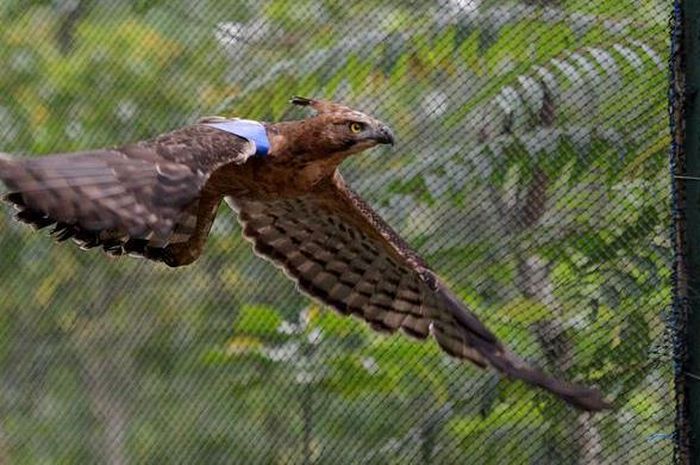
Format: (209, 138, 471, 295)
(0, 97, 610, 411)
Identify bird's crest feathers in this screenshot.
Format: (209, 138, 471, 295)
(290, 96, 354, 114)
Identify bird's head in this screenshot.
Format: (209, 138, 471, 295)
(267, 97, 395, 165)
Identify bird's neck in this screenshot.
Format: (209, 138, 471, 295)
(266, 120, 324, 157)
(264, 120, 345, 187)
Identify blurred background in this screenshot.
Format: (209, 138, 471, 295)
(0, 1, 672, 464)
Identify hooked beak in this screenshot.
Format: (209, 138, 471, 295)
(375, 124, 395, 146)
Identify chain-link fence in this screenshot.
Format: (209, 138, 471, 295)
(0, 1, 675, 464)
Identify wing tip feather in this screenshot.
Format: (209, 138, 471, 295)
(488, 349, 612, 411)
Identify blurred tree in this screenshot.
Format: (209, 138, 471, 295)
(0, 0, 672, 464)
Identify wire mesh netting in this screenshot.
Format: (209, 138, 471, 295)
(0, 1, 675, 464)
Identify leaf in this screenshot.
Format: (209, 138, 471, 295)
(516, 75, 544, 115)
(494, 85, 522, 117)
(587, 47, 621, 79)
(321, 354, 389, 398)
(549, 57, 581, 84)
(631, 40, 663, 70)
(499, 298, 552, 326)
(235, 304, 284, 338)
(613, 43, 644, 72)
(533, 65, 561, 105)
(225, 336, 264, 356)
(569, 52, 603, 88)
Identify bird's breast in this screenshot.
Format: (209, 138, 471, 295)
(213, 158, 330, 201)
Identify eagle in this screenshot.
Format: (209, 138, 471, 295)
(0, 97, 609, 411)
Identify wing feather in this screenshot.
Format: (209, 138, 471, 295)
(229, 172, 609, 411)
(0, 124, 255, 266)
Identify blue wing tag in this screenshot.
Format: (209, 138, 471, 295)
(203, 119, 270, 157)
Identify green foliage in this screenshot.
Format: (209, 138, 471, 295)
(0, 1, 673, 464)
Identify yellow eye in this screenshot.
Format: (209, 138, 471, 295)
(349, 122, 363, 133)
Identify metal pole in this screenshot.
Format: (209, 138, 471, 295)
(676, 0, 700, 463)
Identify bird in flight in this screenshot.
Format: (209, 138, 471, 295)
(0, 97, 609, 411)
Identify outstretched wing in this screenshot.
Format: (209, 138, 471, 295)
(0, 124, 255, 266)
(229, 172, 609, 411)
